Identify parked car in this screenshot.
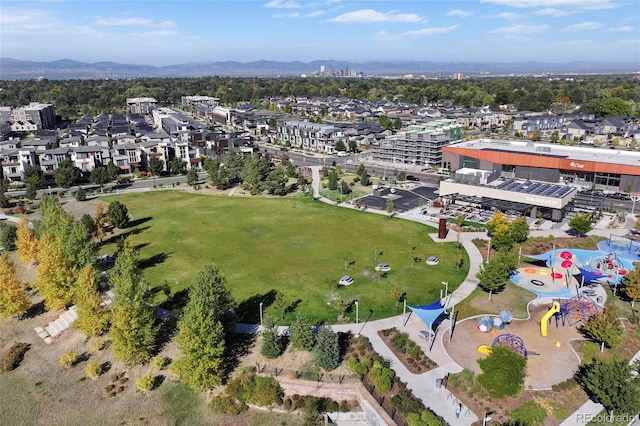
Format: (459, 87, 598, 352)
(375, 263, 391, 272)
(339, 275, 354, 286)
(279, 147, 288, 151)
(607, 192, 631, 200)
(406, 175, 420, 181)
(117, 178, 131, 184)
(337, 151, 349, 157)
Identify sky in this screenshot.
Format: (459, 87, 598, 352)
(1, 0, 639, 66)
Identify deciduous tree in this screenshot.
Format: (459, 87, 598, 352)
(148, 156, 164, 177)
(569, 213, 592, 236)
(73, 265, 108, 336)
(621, 263, 640, 307)
(477, 345, 527, 397)
(36, 234, 74, 310)
(16, 216, 38, 265)
(581, 306, 624, 349)
(476, 251, 518, 295)
(0, 253, 30, 318)
(109, 245, 155, 364)
(173, 264, 236, 389)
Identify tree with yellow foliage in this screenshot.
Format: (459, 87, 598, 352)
(74, 265, 108, 336)
(36, 234, 75, 310)
(0, 253, 31, 318)
(94, 203, 109, 241)
(15, 215, 38, 264)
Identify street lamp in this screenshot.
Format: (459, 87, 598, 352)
(355, 300, 359, 324)
(259, 302, 263, 327)
(441, 281, 449, 301)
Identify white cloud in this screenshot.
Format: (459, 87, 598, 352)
(374, 25, 458, 41)
(606, 26, 634, 32)
(533, 8, 574, 17)
(264, 0, 302, 8)
(273, 10, 325, 19)
(330, 9, 425, 24)
(447, 9, 474, 18)
(93, 16, 176, 28)
(488, 12, 523, 19)
(489, 24, 550, 34)
(562, 21, 603, 31)
(480, 0, 619, 10)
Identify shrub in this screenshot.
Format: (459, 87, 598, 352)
(0, 342, 30, 371)
(85, 360, 102, 379)
(1, 224, 17, 251)
(248, 376, 284, 406)
(210, 395, 247, 415)
(59, 351, 80, 369)
(75, 186, 87, 201)
(370, 361, 394, 394)
(89, 337, 108, 352)
(509, 400, 547, 426)
(136, 374, 156, 392)
(477, 345, 527, 398)
(150, 356, 167, 371)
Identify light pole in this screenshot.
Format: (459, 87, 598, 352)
(355, 300, 359, 324)
(441, 281, 449, 305)
(259, 302, 263, 327)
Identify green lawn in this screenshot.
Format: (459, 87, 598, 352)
(99, 191, 468, 324)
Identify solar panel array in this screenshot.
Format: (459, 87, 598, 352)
(495, 180, 575, 198)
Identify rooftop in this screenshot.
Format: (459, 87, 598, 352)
(449, 138, 640, 167)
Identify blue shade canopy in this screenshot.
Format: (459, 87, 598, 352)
(408, 300, 446, 329)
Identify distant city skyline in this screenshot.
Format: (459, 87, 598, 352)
(1, 0, 639, 67)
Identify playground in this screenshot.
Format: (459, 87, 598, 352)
(443, 302, 585, 389)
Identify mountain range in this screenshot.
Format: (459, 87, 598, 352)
(1, 58, 638, 80)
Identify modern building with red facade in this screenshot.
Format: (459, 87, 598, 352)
(442, 139, 640, 193)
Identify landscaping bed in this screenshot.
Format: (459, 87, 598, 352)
(377, 327, 437, 374)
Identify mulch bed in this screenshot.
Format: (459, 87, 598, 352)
(377, 328, 437, 374)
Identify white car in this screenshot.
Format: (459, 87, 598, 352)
(375, 263, 391, 272)
(339, 275, 354, 286)
(337, 151, 349, 157)
(426, 256, 439, 266)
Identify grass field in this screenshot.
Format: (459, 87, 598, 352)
(99, 191, 468, 324)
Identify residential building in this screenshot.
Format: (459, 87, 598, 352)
(181, 95, 219, 109)
(126, 97, 157, 114)
(372, 129, 452, 168)
(12, 103, 56, 129)
(1, 148, 38, 182)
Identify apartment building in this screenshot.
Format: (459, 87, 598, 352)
(12, 103, 57, 130)
(126, 97, 158, 114)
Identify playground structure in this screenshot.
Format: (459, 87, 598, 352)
(578, 251, 629, 285)
(540, 296, 600, 337)
(477, 310, 513, 333)
(477, 333, 528, 357)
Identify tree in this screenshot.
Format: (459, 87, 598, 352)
(170, 157, 185, 175)
(568, 213, 592, 236)
(148, 156, 164, 177)
(0, 253, 30, 318)
(186, 168, 198, 186)
(54, 159, 79, 189)
(314, 325, 340, 371)
(74, 186, 86, 201)
(266, 165, 288, 196)
(578, 357, 640, 415)
(386, 198, 394, 214)
(290, 313, 315, 351)
(1, 224, 17, 251)
(327, 169, 339, 191)
(16, 216, 38, 264)
(397, 170, 406, 182)
(476, 251, 518, 295)
(24, 165, 46, 190)
(173, 264, 236, 389)
(223, 148, 246, 185)
(348, 139, 358, 153)
(73, 265, 108, 336)
(335, 140, 346, 152)
(260, 315, 283, 358)
(509, 217, 530, 245)
(391, 285, 403, 309)
(90, 167, 110, 191)
(36, 234, 75, 310)
(109, 244, 156, 365)
(94, 203, 109, 241)
(107, 201, 129, 229)
(477, 345, 527, 398)
(621, 263, 640, 307)
(80, 214, 96, 237)
(106, 160, 119, 179)
(581, 306, 624, 349)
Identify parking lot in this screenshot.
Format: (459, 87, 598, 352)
(359, 184, 438, 213)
